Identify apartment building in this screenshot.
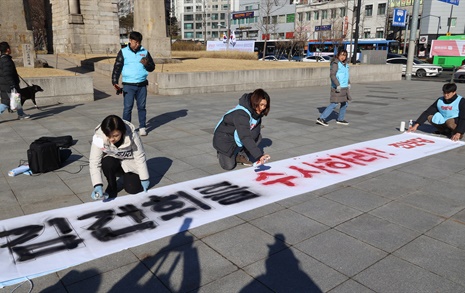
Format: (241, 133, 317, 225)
(295, 0, 390, 43)
(178, 0, 297, 41)
(178, 0, 235, 41)
(420, 0, 465, 42)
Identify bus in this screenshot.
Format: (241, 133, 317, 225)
(254, 40, 306, 60)
(307, 39, 400, 59)
(430, 35, 465, 69)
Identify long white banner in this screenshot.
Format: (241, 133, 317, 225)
(1, 133, 463, 287)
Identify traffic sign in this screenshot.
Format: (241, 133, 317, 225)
(392, 9, 407, 27)
(438, 0, 460, 6)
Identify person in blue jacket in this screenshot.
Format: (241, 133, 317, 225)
(408, 82, 465, 141)
(316, 48, 351, 126)
(213, 89, 271, 170)
(112, 31, 155, 136)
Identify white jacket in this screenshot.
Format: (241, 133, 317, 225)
(89, 120, 149, 187)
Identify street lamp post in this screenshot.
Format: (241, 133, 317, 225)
(420, 15, 441, 40)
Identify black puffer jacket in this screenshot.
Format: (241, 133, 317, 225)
(0, 54, 20, 106)
(213, 93, 264, 160)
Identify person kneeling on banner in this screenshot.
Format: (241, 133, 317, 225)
(89, 115, 150, 201)
(213, 88, 271, 170)
(408, 82, 465, 142)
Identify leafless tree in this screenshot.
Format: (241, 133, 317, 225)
(256, 0, 287, 59)
(27, 0, 47, 51)
(292, 16, 311, 59)
(119, 12, 134, 38)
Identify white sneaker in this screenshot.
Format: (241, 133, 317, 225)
(139, 127, 147, 136)
(18, 114, 31, 120)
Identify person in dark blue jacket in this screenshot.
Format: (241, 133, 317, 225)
(213, 89, 271, 170)
(112, 32, 155, 136)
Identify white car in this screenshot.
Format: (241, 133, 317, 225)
(454, 67, 465, 82)
(386, 57, 443, 77)
(302, 55, 331, 62)
(258, 55, 289, 61)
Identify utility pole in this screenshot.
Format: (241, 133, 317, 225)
(405, 0, 420, 80)
(351, 0, 361, 64)
(203, 0, 207, 44)
(447, 5, 454, 34)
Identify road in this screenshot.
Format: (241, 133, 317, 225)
(412, 69, 454, 83)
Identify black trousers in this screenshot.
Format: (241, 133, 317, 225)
(101, 156, 143, 198)
(217, 133, 262, 170)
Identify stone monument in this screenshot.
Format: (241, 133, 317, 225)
(49, 0, 120, 54)
(0, 1, 34, 59)
(133, 0, 171, 58)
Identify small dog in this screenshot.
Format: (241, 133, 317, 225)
(20, 84, 44, 109)
(8, 85, 44, 112)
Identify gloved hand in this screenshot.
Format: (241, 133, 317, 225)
(141, 180, 150, 192)
(91, 185, 104, 200)
(336, 86, 341, 93)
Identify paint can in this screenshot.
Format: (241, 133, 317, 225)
(400, 121, 406, 132)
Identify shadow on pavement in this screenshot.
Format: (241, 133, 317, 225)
(147, 109, 188, 132)
(94, 88, 112, 101)
(258, 138, 272, 150)
(240, 234, 322, 293)
(147, 157, 173, 188)
(317, 106, 341, 122)
(108, 218, 199, 292)
(43, 269, 101, 292)
(29, 104, 84, 120)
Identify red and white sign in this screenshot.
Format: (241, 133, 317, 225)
(430, 40, 465, 57)
(0, 133, 463, 287)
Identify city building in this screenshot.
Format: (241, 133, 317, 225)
(419, 0, 465, 45)
(295, 0, 392, 44)
(230, 0, 296, 41)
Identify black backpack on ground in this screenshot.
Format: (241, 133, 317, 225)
(37, 135, 73, 148)
(27, 136, 73, 174)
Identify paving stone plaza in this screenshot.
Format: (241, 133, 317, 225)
(1, 58, 465, 292)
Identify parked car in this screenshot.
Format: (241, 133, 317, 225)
(387, 53, 403, 59)
(454, 67, 465, 82)
(291, 55, 304, 62)
(302, 55, 331, 63)
(258, 55, 289, 61)
(386, 57, 443, 77)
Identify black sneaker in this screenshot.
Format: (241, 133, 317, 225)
(336, 120, 349, 125)
(316, 118, 328, 126)
(236, 154, 253, 166)
(18, 114, 31, 120)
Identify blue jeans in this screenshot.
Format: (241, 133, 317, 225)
(0, 103, 26, 117)
(122, 84, 147, 128)
(319, 102, 348, 121)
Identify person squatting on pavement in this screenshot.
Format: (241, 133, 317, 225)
(89, 115, 150, 202)
(0, 41, 30, 120)
(112, 31, 155, 137)
(213, 88, 271, 170)
(408, 82, 465, 142)
(316, 48, 351, 127)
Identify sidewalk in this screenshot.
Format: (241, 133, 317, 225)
(1, 59, 465, 292)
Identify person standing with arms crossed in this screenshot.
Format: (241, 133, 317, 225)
(0, 42, 30, 120)
(112, 32, 155, 136)
(316, 48, 351, 126)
